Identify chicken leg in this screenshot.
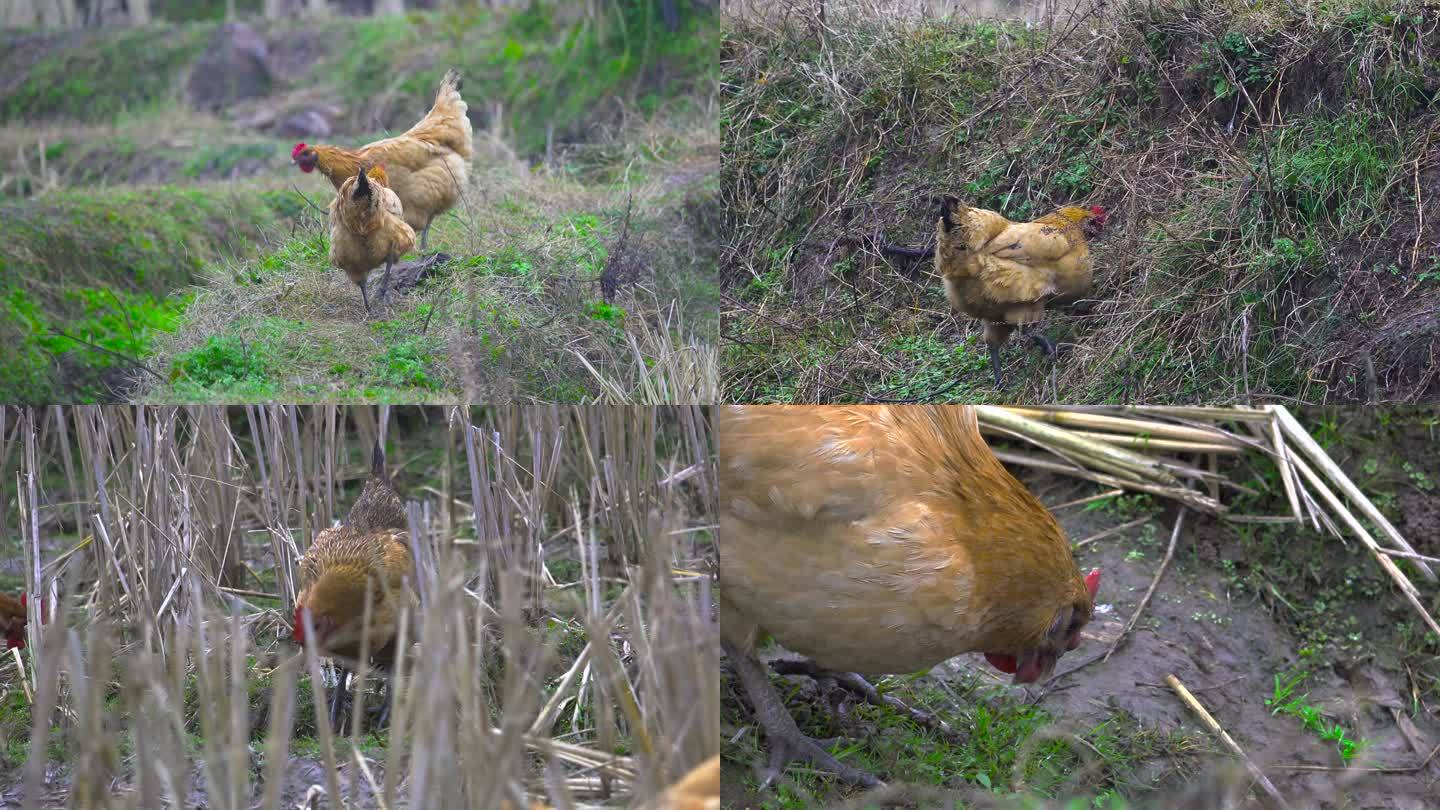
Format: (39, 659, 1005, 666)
(987, 343, 1006, 389)
(358, 280, 372, 314)
(768, 659, 960, 740)
(377, 259, 394, 306)
(724, 639, 881, 789)
(329, 665, 353, 733)
(1024, 328, 1057, 357)
(419, 219, 433, 253)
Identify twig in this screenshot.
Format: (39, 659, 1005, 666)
(50, 328, 164, 380)
(1166, 674, 1293, 810)
(1271, 405, 1436, 582)
(1048, 488, 1125, 511)
(1073, 516, 1153, 549)
(291, 183, 326, 216)
(1103, 508, 1185, 663)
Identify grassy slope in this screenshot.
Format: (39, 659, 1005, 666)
(720, 0, 1439, 404)
(0, 184, 298, 401)
(0, 1, 718, 403)
(144, 159, 717, 403)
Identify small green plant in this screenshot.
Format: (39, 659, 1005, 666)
(585, 301, 625, 323)
(172, 335, 268, 389)
(1265, 670, 1368, 762)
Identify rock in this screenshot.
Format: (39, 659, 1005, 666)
(277, 109, 332, 139)
(186, 22, 272, 113)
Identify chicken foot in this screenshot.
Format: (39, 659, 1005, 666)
(769, 659, 962, 742)
(723, 639, 881, 789)
(1024, 329, 1057, 357)
(987, 343, 1006, 389)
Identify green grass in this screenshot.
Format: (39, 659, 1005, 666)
(723, 671, 1210, 807)
(0, 184, 299, 401)
(1264, 670, 1368, 763)
(0, 22, 215, 122)
(143, 165, 713, 403)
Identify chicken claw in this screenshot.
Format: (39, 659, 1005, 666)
(1025, 330, 1057, 357)
(769, 659, 962, 742)
(724, 640, 882, 790)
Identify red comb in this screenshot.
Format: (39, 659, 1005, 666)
(1090, 205, 1105, 216)
(1085, 568, 1101, 598)
(291, 142, 308, 160)
(292, 604, 306, 643)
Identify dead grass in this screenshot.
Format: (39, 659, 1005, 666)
(0, 404, 718, 808)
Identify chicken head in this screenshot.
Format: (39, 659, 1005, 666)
(292, 142, 318, 173)
(1082, 205, 1108, 239)
(983, 567, 1100, 683)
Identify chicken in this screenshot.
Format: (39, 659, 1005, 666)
(292, 440, 416, 731)
(328, 163, 416, 313)
(720, 405, 1100, 786)
(652, 755, 720, 810)
(293, 68, 473, 251)
(498, 756, 718, 810)
(1, 592, 27, 650)
(935, 197, 1107, 388)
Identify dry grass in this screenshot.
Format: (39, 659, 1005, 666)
(0, 404, 717, 808)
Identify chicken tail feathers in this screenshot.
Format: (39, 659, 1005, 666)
(403, 68, 474, 160)
(935, 194, 961, 234)
(349, 440, 407, 534)
(353, 163, 373, 199)
(371, 437, 386, 479)
(438, 67, 463, 97)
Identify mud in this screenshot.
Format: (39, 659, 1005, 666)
(1045, 477, 1439, 809)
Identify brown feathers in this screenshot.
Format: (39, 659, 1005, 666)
(293, 442, 415, 661)
(720, 405, 1094, 681)
(298, 69, 472, 243)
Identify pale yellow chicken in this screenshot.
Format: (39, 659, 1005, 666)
(327, 163, 415, 313)
(722, 405, 1099, 787)
(294, 68, 472, 251)
(936, 197, 1107, 387)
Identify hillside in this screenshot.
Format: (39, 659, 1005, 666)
(720, 0, 1439, 404)
(0, 1, 718, 403)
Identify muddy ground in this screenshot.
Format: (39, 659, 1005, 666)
(721, 415, 1440, 808)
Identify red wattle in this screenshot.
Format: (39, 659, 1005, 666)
(985, 652, 1018, 674)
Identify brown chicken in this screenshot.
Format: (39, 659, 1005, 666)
(293, 68, 473, 251)
(721, 405, 1100, 786)
(328, 163, 416, 313)
(292, 440, 416, 731)
(652, 755, 720, 810)
(1, 592, 27, 650)
(936, 197, 1107, 388)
